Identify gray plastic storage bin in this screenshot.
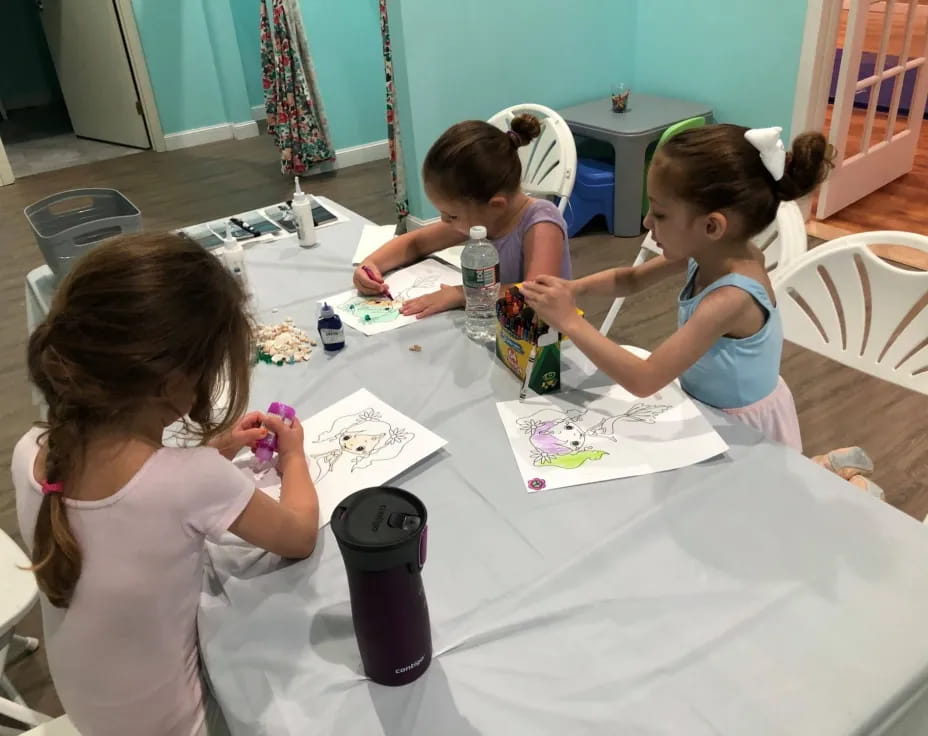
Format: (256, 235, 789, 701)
(25, 188, 141, 279)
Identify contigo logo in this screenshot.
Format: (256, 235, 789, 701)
(371, 504, 387, 533)
(395, 655, 425, 674)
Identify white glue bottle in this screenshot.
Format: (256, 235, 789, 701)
(221, 222, 249, 291)
(291, 177, 317, 248)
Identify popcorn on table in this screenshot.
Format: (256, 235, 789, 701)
(256, 318, 313, 365)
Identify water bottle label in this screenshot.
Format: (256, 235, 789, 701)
(462, 264, 499, 289)
(320, 327, 343, 343)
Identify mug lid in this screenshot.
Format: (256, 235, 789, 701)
(331, 487, 426, 553)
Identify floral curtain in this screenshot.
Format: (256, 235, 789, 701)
(260, 0, 335, 175)
(379, 0, 409, 228)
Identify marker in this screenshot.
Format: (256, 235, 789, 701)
(230, 217, 261, 238)
(361, 265, 393, 300)
(520, 344, 537, 400)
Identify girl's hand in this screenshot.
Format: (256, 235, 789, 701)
(521, 276, 582, 333)
(400, 284, 464, 319)
(211, 411, 267, 460)
(353, 262, 389, 296)
(265, 414, 305, 459)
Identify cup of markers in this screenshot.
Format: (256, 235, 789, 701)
(495, 286, 563, 396)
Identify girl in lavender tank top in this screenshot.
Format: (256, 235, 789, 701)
(353, 114, 572, 319)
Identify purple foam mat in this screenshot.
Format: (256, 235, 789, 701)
(829, 48, 927, 119)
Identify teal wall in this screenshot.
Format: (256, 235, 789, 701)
(230, 0, 386, 150)
(230, 0, 265, 109)
(132, 0, 228, 133)
(634, 0, 808, 142)
(0, 0, 61, 110)
(389, 0, 637, 219)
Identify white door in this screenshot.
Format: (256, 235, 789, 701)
(38, 0, 150, 149)
(817, 0, 928, 218)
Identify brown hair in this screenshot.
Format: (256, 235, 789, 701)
(27, 233, 254, 607)
(422, 114, 543, 202)
(652, 123, 834, 237)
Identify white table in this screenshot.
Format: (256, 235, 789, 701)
(25, 198, 928, 735)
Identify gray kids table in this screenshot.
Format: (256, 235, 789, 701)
(559, 95, 714, 236)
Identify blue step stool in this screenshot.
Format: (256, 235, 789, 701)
(564, 158, 615, 237)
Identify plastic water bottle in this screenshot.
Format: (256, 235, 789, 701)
(461, 225, 499, 341)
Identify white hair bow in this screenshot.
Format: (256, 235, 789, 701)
(745, 126, 786, 181)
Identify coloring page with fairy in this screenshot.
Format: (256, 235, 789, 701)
(302, 389, 446, 525)
(496, 383, 728, 493)
(322, 259, 463, 336)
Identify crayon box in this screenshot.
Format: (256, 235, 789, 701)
(495, 305, 562, 395)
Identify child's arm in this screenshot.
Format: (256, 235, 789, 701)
(228, 415, 319, 559)
(353, 222, 466, 295)
(401, 220, 567, 319)
(573, 256, 687, 300)
(522, 275, 753, 397)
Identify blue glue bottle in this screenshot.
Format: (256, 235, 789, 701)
(318, 303, 345, 351)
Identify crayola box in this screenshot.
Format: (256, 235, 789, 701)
(494, 287, 564, 394)
(495, 321, 562, 394)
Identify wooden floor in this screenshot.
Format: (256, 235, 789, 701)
(2, 135, 927, 723)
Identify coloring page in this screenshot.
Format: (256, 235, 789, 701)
(302, 389, 446, 525)
(352, 224, 397, 264)
(496, 382, 728, 492)
(323, 259, 463, 336)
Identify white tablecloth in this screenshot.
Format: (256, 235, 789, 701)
(31, 198, 928, 735)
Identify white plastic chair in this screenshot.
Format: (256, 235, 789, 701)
(773, 231, 928, 396)
(487, 103, 577, 215)
(0, 530, 50, 729)
(599, 200, 808, 335)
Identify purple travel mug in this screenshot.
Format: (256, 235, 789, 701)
(331, 487, 431, 686)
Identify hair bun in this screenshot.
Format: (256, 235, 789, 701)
(776, 132, 835, 201)
(509, 114, 542, 148)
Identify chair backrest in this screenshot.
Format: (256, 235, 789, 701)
(487, 103, 577, 214)
(639, 200, 807, 274)
(773, 231, 928, 396)
(751, 200, 808, 273)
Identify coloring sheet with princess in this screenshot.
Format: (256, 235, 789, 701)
(323, 259, 463, 336)
(242, 389, 446, 528)
(496, 381, 728, 493)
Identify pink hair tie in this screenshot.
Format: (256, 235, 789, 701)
(41, 481, 63, 496)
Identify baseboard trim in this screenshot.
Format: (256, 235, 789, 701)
(334, 139, 389, 169)
(232, 120, 259, 140)
(164, 125, 389, 173)
(164, 123, 236, 151)
(251, 104, 265, 121)
(406, 215, 440, 230)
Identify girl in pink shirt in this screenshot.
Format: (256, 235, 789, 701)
(13, 233, 319, 736)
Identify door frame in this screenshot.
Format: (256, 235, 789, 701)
(112, 0, 165, 152)
(791, 0, 843, 143)
(0, 141, 13, 185)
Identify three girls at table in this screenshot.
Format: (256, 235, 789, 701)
(11, 117, 831, 734)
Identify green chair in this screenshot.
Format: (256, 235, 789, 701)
(641, 116, 707, 217)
